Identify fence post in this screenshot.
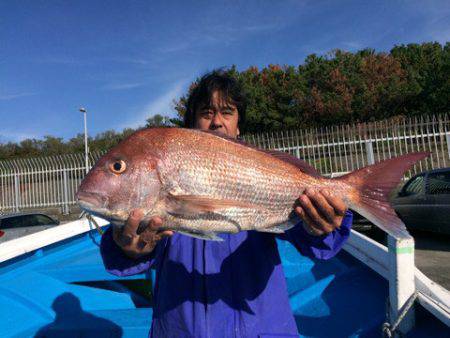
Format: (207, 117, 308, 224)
(365, 141, 375, 165)
(63, 169, 69, 215)
(388, 235, 416, 335)
(446, 133, 450, 161)
(14, 174, 20, 212)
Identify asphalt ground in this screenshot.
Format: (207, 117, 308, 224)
(354, 226, 450, 290)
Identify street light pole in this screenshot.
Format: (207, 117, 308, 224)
(79, 107, 89, 173)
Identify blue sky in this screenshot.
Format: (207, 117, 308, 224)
(1, 0, 449, 143)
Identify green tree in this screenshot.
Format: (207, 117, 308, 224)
(145, 114, 172, 127)
(41, 136, 67, 156)
(1, 41, 448, 161)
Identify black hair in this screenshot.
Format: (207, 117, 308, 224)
(183, 69, 247, 128)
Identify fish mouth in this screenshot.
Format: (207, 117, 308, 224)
(76, 191, 111, 217)
(76, 191, 128, 224)
(76, 191, 108, 208)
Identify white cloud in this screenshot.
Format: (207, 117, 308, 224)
(0, 92, 35, 100)
(108, 57, 151, 65)
(124, 79, 189, 128)
(426, 20, 450, 43)
(0, 131, 40, 143)
(156, 20, 287, 56)
(158, 41, 193, 54)
(342, 41, 365, 50)
(404, 3, 450, 44)
(242, 22, 285, 33)
(102, 82, 145, 91)
(37, 56, 85, 65)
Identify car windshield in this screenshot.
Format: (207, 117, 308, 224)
(0, 214, 55, 229)
(34, 214, 56, 226)
(0, 216, 24, 229)
(428, 171, 450, 195)
(402, 175, 425, 196)
(22, 215, 55, 227)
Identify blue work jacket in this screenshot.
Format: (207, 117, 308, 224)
(101, 211, 352, 338)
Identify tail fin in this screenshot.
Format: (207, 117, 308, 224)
(337, 152, 430, 239)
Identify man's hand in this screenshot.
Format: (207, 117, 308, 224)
(294, 188, 347, 236)
(112, 209, 173, 259)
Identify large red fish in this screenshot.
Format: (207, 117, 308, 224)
(76, 128, 429, 240)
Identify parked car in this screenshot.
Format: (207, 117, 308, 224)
(0, 213, 60, 243)
(391, 167, 450, 235)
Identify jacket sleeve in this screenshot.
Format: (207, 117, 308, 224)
(277, 210, 353, 260)
(100, 225, 167, 277)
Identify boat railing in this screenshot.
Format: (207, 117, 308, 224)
(344, 229, 450, 335)
(0, 217, 449, 336)
(0, 216, 108, 263)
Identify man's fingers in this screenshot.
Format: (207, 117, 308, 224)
(140, 225, 173, 244)
(113, 211, 170, 259)
(159, 230, 174, 238)
(122, 209, 145, 237)
(113, 225, 133, 247)
(305, 189, 335, 223)
(294, 206, 304, 218)
(321, 190, 347, 216)
(298, 194, 333, 233)
(296, 205, 323, 235)
(300, 211, 325, 236)
(148, 216, 164, 231)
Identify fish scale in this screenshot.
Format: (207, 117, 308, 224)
(166, 147, 302, 205)
(156, 135, 322, 235)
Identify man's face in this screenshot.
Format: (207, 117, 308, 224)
(194, 90, 240, 138)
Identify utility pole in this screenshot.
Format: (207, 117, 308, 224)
(79, 107, 89, 173)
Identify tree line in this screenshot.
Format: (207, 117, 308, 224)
(1, 41, 448, 160)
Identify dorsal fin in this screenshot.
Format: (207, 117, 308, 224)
(263, 149, 321, 177)
(197, 129, 321, 177)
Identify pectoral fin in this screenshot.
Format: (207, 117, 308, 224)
(166, 192, 261, 215)
(177, 229, 223, 241)
(257, 220, 296, 234)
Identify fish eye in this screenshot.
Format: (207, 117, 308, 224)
(109, 160, 126, 174)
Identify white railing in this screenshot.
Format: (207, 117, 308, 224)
(0, 151, 104, 213)
(1, 114, 449, 213)
(344, 231, 450, 334)
(243, 114, 450, 176)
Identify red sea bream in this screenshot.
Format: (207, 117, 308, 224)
(76, 128, 429, 240)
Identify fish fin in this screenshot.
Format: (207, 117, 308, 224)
(258, 227, 284, 234)
(167, 193, 261, 214)
(199, 130, 320, 176)
(337, 152, 430, 239)
(177, 230, 223, 241)
(257, 220, 296, 234)
(263, 150, 321, 177)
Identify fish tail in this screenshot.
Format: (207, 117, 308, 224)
(336, 152, 430, 239)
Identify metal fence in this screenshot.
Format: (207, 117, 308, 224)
(243, 114, 450, 177)
(0, 152, 104, 213)
(1, 114, 449, 213)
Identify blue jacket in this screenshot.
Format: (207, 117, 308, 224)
(101, 212, 352, 337)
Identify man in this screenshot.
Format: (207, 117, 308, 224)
(101, 70, 352, 337)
